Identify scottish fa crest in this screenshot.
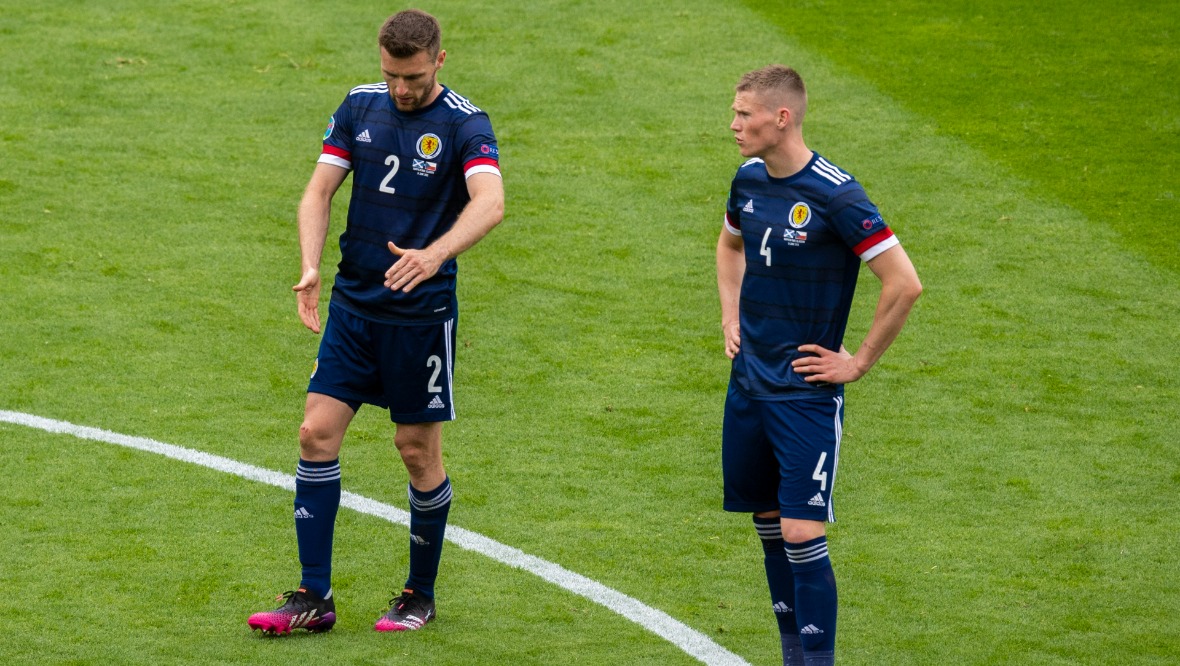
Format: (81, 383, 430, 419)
(416, 133, 442, 159)
(789, 202, 812, 229)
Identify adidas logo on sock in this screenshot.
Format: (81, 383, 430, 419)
(742, 199, 754, 213)
(799, 624, 824, 635)
(356, 129, 372, 143)
(410, 534, 431, 546)
(807, 493, 826, 507)
(427, 395, 446, 409)
(294, 507, 314, 519)
(772, 601, 792, 614)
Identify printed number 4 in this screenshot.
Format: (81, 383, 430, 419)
(760, 227, 772, 266)
(426, 355, 442, 393)
(812, 452, 828, 491)
(380, 155, 400, 194)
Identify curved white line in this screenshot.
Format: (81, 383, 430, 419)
(0, 410, 750, 666)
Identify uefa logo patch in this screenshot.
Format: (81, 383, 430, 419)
(789, 202, 812, 229)
(416, 133, 442, 159)
(323, 116, 336, 141)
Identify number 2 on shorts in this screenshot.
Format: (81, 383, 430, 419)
(426, 355, 442, 393)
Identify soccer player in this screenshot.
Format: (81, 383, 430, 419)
(248, 9, 503, 636)
(716, 66, 921, 665)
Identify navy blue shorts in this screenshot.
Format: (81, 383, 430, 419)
(722, 382, 844, 521)
(308, 303, 457, 424)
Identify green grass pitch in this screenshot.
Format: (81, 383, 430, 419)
(1, 1, 1176, 664)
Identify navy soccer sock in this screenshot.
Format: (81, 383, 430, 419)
(754, 516, 803, 666)
(294, 458, 341, 598)
(404, 476, 452, 599)
(786, 535, 837, 666)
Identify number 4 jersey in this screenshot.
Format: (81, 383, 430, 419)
(723, 152, 900, 400)
(319, 83, 500, 324)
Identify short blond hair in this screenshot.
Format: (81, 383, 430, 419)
(737, 65, 807, 124)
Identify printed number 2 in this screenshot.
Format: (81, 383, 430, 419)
(812, 451, 828, 491)
(760, 227, 772, 266)
(379, 155, 400, 194)
(426, 355, 442, 393)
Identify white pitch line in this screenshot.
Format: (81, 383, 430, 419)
(1, 410, 750, 666)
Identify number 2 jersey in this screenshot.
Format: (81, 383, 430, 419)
(318, 83, 500, 324)
(724, 152, 900, 400)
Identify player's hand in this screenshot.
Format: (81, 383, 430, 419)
(723, 321, 741, 359)
(292, 267, 322, 333)
(791, 343, 866, 384)
(385, 242, 444, 293)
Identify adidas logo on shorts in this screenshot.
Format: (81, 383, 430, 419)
(807, 493, 826, 507)
(427, 395, 446, 409)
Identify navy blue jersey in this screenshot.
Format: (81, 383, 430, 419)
(318, 83, 500, 324)
(724, 152, 899, 400)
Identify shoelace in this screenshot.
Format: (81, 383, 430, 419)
(386, 589, 414, 611)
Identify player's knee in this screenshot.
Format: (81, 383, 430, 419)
(394, 437, 435, 475)
(298, 421, 337, 459)
(782, 519, 826, 543)
(394, 439, 425, 469)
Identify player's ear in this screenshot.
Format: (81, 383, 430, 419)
(435, 49, 446, 69)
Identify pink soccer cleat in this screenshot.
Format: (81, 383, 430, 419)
(248, 588, 336, 636)
(374, 589, 435, 632)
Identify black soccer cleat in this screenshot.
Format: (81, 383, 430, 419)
(374, 588, 436, 631)
(248, 587, 336, 636)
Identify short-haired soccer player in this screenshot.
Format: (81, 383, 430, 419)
(716, 65, 922, 665)
(248, 8, 504, 635)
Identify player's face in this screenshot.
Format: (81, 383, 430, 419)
(730, 91, 782, 158)
(380, 48, 446, 112)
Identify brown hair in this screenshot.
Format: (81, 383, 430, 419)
(737, 65, 807, 123)
(378, 9, 441, 58)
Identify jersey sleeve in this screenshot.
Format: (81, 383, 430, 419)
(829, 183, 899, 261)
(317, 96, 354, 171)
(456, 113, 500, 179)
(723, 180, 742, 236)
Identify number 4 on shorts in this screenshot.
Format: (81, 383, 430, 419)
(812, 452, 828, 491)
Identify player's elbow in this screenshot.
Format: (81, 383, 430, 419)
(904, 275, 923, 303)
(884, 273, 922, 307)
(474, 188, 505, 228)
(487, 196, 505, 227)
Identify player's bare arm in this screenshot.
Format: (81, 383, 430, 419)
(293, 163, 349, 333)
(792, 244, 922, 383)
(384, 171, 504, 293)
(716, 229, 745, 359)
